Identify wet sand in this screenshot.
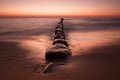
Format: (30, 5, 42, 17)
(0, 30, 120, 80)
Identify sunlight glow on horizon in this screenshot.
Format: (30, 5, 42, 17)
(0, 0, 120, 17)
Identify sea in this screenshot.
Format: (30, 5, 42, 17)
(0, 17, 120, 37)
(0, 17, 120, 80)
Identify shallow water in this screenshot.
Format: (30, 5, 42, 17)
(0, 17, 120, 36)
(0, 17, 120, 60)
(0, 17, 120, 80)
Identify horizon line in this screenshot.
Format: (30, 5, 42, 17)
(0, 15, 120, 18)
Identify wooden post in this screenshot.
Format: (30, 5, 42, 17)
(45, 18, 71, 63)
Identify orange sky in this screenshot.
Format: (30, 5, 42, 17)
(0, 0, 120, 17)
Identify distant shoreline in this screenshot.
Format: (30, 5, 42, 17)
(0, 16, 120, 18)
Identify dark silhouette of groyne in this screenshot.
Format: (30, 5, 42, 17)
(45, 18, 72, 63)
(33, 18, 72, 73)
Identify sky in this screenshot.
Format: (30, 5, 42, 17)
(0, 0, 120, 17)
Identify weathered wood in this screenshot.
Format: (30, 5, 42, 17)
(45, 18, 72, 63)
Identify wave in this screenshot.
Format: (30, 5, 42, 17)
(0, 17, 120, 37)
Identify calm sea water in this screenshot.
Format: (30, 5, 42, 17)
(0, 17, 120, 37)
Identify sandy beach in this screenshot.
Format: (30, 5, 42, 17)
(0, 28, 120, 80)
(0, 0, 120, 79)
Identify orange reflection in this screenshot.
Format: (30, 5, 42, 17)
(68, 29, 120, 56)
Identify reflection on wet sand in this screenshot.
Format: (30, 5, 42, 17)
(69, 29, 120, 56)
(0, 29, 120, 80)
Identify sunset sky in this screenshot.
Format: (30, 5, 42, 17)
(0, 0, 120, 17)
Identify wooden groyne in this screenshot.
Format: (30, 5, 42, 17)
(45, 18, 72, 63)
(33, 18, 72, 73)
